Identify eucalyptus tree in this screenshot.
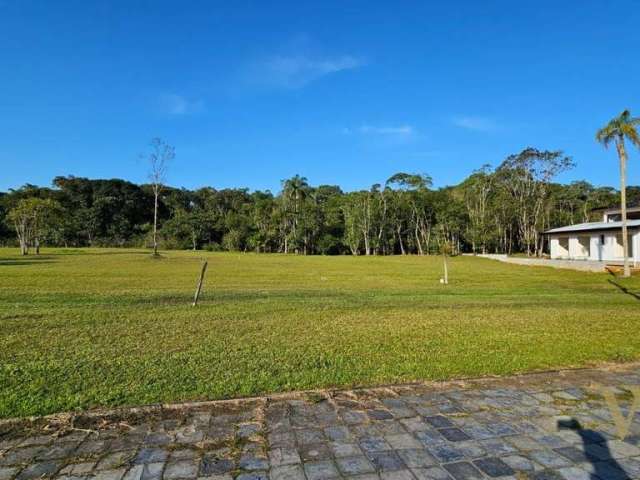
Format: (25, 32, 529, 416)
(386, 173, 433, 255)
(340, 192, 363, 255)
(8, 199, 34, 255)
(385, 185, 410, 254)
(596, 110, 640, 277)
(370, 184, 390, 255)
(432, 188, 466, 255)
(357, 188, 375, 255)
(547, 181, 608, 231)
(565, 181, 596, 224)
(488, 179, 518, 254)
(496, 148, 574, 256)
(462, 165, 494, 254)
(7, 198, 61, 255)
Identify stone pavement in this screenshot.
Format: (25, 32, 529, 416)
(2, 365, 640, 480)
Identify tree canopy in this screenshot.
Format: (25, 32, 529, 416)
(1, 148, 636, 255)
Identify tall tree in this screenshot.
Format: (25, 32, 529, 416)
(7, 198, 61, 255)
(145, 138, 175, 256)
(596, 110, 640, 277)
(497, 148, 574, 256)
(462, 165, 495, 254)
(386, 173, 433, 255)
(281, 175, 309, 253)
(7, 200, 33, 255)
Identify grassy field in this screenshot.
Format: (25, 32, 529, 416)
(1, 248, 639, 419)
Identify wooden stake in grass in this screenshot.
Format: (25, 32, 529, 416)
(440, 239, 451, 285)
(192, 260, 208, 306)
(442, 252, 449, 285)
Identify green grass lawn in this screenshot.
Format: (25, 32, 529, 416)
(1, 248, 639, 419)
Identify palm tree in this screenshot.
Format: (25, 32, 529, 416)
(283, 175, 309, 207)
(596, 110, 640, 277)
(281, 175, 309, 253)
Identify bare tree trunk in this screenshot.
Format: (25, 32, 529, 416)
(15, 221, 28, 255)
(153, 189, 159, 256)
(376, 194, 386, 255)
(617, 139, 631, 277)
(415, 224, 423, 255)
(376, 228, 384, 255)
(397, 226, 405, 255)
(35, 237, 40, 255)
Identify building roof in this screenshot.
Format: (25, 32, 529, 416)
(545, 220, 640, 234)
(589, 205, 640, 215)
(603, 205, 640, 214)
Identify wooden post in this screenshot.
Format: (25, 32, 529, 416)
(443, 253, 449, 285)
(192, 260, 208, 306)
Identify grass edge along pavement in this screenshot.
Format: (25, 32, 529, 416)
(1, 360, 638, 435)
(1, 363, 640, 480)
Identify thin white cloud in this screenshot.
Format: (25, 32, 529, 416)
(342, 124, 417, 146)
(452, 115, 499, 132)
(342, 125, 415, 136)
(409, 151, 442, 158)
(358, 125, 414, 135)
(249, 54, 366, 89)
(158, 94, 204, 116)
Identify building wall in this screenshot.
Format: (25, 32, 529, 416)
(568, 236, 590, 258)
(589, 236, 602, 261)
(550, 237, 569, 259)
(549, 230, 639, 262)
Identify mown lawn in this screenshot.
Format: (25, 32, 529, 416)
(1, 248, 639, 418)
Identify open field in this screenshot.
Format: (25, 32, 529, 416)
(1, 248, 639, 419)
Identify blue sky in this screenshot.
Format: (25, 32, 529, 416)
(2, 1, 640, 193)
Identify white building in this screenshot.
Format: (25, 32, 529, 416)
(545, 207, 640, 265)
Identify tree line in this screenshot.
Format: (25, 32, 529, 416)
(1, 147, 638, 256)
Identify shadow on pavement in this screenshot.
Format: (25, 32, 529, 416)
(558, 418, 631, 480)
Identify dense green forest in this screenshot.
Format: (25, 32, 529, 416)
(2, 147, 637, 256)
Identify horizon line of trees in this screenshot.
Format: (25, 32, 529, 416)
(2, 147, 639, 256)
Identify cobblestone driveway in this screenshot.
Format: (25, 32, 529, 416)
(2, 365, 640, 480)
